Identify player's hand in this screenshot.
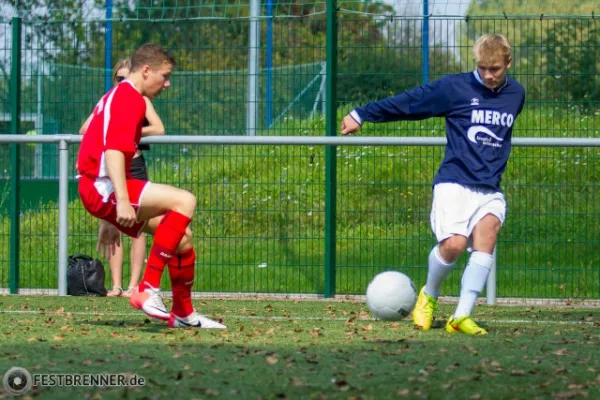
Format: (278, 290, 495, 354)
(96, 221, 121, 259)
(116, 201, 137, 228)
(341, 114, 361, 135)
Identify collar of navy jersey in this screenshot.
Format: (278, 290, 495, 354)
(473, 70, 508, 93)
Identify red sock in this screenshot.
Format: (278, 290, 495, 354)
(168, 248, 196, 317)
(139, 211, 191, 291)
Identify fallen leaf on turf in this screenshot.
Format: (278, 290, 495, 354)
(332, 378, 350, 391)
(568, 384, 584, 389)
(553, 390, 588, 399)
(266, 356, 279, 365)
(289, 377, 305, 387)
(553, 348, 568, 356)
(397, 389, 410, 397)
(310, 328, 322, 338)
(510, 370, 525, 376)
(555, 368, 568, 374)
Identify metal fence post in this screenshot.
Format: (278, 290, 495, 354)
(324, 0, 338, 298)
(422, 0, 429, 84)
(57, 139, 69, 296)
(246, 0, 260, 136)
(104, 0, 113, 93)
(9, 17, 22, 294)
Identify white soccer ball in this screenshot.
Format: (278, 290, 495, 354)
(366, 271, 417, 321)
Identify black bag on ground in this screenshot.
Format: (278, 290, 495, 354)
(67, 254, 108, 296)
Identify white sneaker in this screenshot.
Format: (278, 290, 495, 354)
(129, 286, 170, 321)
(168, 311, 226, 329)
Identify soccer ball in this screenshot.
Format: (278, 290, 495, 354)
(366, 271, 417, 321)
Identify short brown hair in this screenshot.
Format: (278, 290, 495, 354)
(473, 34, 512, 63)
(112, 58, 131, 85)
(130, 43, 176, 72)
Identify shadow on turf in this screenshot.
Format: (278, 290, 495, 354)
(411, 318, 490, 331)
(78, 318, 169, 332)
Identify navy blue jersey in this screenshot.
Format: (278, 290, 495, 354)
(352, 71, 526, 190)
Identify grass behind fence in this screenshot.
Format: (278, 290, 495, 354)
(0, 107, 599, 298)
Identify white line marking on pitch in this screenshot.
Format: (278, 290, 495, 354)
(0, 310, 595, 325)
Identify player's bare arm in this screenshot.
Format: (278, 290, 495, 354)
(78, 113, 94, 135)
(142, 97, 165, 136)
(105, 150, 137, 228)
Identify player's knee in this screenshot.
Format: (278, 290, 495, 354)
(177, 228, 194, 252)
(184, 191, 197, 212)
(440, 236, 467, 262)
(173, 191, 197, 215)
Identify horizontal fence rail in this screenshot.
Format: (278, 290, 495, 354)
(1, 135, 600, 301)
(4, 135, 600, 147)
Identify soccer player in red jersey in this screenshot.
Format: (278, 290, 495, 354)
(77, 44, 225, 329)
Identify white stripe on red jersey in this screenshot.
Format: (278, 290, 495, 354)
(77, 81, 146, 180)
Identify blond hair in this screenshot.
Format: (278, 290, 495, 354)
(473, 34, 512, 63)
(112, 58, 131, 85)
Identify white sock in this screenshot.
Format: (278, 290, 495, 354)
(454, 251, 493, 318)
(424, 245, 456, 299)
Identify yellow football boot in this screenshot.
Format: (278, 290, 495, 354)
(445, 315, 488, 335)
(412, 286, 438, 330)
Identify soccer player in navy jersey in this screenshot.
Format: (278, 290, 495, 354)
(341, 34, 525, 335)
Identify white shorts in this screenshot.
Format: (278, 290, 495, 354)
(430, 182, 506, 243)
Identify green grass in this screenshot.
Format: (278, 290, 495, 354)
(0, 296, 599, 399)
(1, 108, 600, 297)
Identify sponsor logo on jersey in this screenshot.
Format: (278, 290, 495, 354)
(471, 109, 514, 127)
(467, 126, 504, 147)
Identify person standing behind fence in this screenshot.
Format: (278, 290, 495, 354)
(77, 43, 225, 329)
(341, 34, 525, 335)
(80, 58, 165, 297)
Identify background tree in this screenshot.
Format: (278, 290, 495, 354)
(461, 0, 598, 105)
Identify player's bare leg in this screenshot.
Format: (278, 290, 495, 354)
(107, 235, 124, 297)
(128, 183, 196, 320)
(130, 183, 225, 328)
(414, 235, 467, 330)
(447, 214, 500, 335)
(123, 233, 146, 297)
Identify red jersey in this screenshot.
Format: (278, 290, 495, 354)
(77, 81, 146, 180)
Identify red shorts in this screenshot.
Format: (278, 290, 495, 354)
(78, 176, 149, 238)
